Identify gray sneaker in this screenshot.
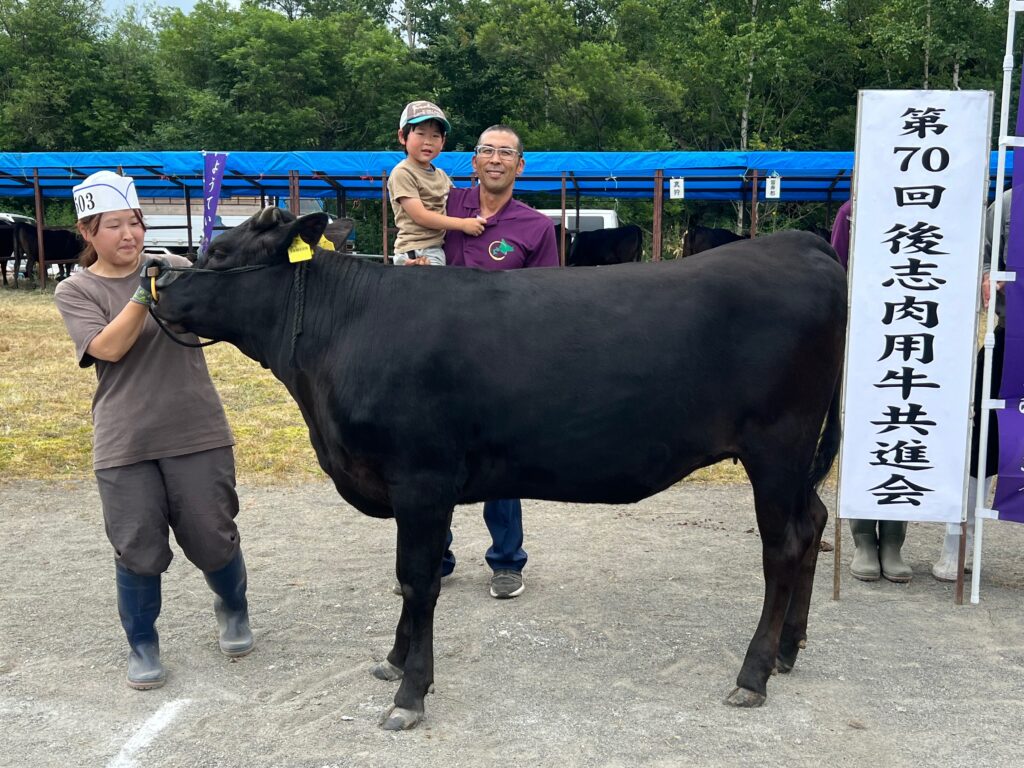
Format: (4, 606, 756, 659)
(489, 570, 525, 599)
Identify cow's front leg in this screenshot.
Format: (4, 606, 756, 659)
(374, 501, 452, 731)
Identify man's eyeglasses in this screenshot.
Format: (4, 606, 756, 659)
(474, 145, 520, 161)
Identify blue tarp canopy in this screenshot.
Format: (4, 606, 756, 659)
(0, 150, 1011, 203)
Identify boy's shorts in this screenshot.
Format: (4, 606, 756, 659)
(393, 245, 446, 266)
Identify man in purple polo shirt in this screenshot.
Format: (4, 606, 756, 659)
(442, 124, 558, 599)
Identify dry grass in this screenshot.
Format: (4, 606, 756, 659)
(0, 290, 319, 483)
(0, 288, 746, 484)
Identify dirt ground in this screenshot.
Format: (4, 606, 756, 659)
(2, 479, 1023, 768)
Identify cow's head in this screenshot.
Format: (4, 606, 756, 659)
(198, 207, 330, 271)
(148, 208, 329, 345)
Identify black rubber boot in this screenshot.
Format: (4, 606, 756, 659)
(115, 563, 166, 690)
(203, 549, 254, 657)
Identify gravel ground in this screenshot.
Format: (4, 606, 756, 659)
(1, 479, 1023, 768)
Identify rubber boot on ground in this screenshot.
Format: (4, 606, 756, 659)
(878, 520, 912, 583)
(116, 563, 166, 690)
(932, 476, 984, 582)
(849, 519, 881, 581)
(203, 549, 254, 657)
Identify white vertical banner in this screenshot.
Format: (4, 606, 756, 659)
(839, 90, 993, 523)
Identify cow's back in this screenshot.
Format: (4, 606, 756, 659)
(332, 230, 845, 504)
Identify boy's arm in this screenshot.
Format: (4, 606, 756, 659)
(397, 196, 486, 236)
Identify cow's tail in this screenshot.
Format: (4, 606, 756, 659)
(808, 369, 842, 489)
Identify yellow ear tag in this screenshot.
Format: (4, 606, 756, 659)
(288, 236, 314, 263)
(317, 234, 335, 252)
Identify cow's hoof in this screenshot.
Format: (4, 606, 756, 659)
(770, 655, 794, 671)
(371, 660, 404, 682)
(775, 646, 799, 674)
(775, 657, 794, 674)
(725, 687, 766, 708)
(380, 706, 422, 730)
(776, 637, 806, 673)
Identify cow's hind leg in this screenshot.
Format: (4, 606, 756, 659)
(727, 463, 815, 708)
(372, 498, 452, 731)
(776, 489, 827, 674)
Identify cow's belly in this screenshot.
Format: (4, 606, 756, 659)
(457, 406, 736, 505)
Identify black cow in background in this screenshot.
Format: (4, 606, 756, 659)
(321, 217, 355, 251)
(148, 208, 847, 732)
(682, 225, 747, 257)
(10, 223, 78, 287)
(0, 223, 14, 286)
(566, 224, 643, 266)
(802, 224, 832, 242)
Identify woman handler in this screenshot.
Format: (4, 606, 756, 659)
(54, 171, 253, 690)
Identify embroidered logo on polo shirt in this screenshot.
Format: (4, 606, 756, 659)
(488, 239, 515, 261)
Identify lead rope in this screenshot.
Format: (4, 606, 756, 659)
(289, 261, 308, 367)
(147, 305, 219, 348)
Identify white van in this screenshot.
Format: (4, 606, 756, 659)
(538, 209, 618, 232)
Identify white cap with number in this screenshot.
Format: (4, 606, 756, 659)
(72, 171, 141, 220)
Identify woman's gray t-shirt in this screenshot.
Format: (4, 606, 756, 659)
(54, 257, 234, 470)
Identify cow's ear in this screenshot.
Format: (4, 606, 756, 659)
(290, 212, 330, 247)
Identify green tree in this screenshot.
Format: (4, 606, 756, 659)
(83, 6, 163, 150)
(0, 0, 105, 150)
(150, 1, 431, 150)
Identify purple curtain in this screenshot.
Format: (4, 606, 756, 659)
(995, 79, 1024, 522)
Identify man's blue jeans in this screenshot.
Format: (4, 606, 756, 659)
(443, 499, 527, 575)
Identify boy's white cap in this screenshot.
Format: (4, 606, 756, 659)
(72, 171, 141, 220)
(399, 100, 451, 133)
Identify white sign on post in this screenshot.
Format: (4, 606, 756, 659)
(765, 173, 781, 199)
(838, 90, 992, 524)
(669, 178, 685, 199)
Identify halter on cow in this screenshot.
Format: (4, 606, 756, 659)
(148, 207, 847, 731)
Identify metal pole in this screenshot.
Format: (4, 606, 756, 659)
(559, 172, 567, 266)
(750, 170, 760, 238)
(33, 168, 47, 290)
(184, 187, 194, 255)
(574, 186, 581, 236)
(382, 172, 389, 264)
(289, 171, 300, 215)
(832, 516, 841, 600)
(653, 169, 664, 261)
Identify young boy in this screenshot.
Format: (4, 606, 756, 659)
(388, 100, 485, 265)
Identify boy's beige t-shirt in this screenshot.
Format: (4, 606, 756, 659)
(387, 157, 453, 253)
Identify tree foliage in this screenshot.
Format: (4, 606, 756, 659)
(0, 0, 1014, 154)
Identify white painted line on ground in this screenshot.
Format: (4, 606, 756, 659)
(107, 698, 192, 768)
